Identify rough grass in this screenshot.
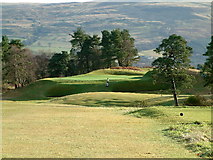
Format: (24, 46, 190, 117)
(2, 101, 198, 158)
(163, 122, 212, 158)
(126, 106, 212, 158)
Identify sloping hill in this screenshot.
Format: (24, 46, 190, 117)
(3, 69, 148, 100)
(2, 2, 211, 65)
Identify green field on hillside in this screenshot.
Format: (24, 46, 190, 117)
(2, 1, 213, 158)
(4, 69, 149, 100)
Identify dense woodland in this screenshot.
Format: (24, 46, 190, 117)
(1, 28, 213, 105)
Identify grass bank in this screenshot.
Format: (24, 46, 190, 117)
(51, 92, 189, 107)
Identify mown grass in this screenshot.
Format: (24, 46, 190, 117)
(3, 80, 57, 100)
(2, 100, 198, 158)
(112, 70, 210, 94)
(43, 70, 145, 97)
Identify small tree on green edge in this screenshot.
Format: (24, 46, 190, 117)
(152, 34, 193, 106)
(202, 36, 213, 97)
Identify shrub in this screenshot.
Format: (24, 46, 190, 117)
(104, 70, 144, 75)
(184, 95, 207, 106)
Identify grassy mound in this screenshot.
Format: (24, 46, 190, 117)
(3, 80, 57, 100)
(3, 68, 210, 101)
(112, 71, 169, 92)
(3, 69, 148, 100)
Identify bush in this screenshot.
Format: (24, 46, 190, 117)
(184, 95, 207, 106)
(104, 70, 144, 75)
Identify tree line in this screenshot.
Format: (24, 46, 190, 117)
(1, 28, 139, 88)
(1, 29, 213, 106)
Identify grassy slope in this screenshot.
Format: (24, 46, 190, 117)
(3, 69, 148, 100)
(3, 100, 199, 158)
(4, 68, 210, 104)
(51, 92, 186, 107)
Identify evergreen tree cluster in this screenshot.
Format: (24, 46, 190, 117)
(48, 28, 139, 77)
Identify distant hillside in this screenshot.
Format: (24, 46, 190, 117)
(2, 2, 211, 66)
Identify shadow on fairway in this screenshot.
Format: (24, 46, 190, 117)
(126, 107, 166, 118)
(3, 80, 57, 101)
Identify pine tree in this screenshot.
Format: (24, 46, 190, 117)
(202, 36, 213, 96)
(152, 34, 193, 106)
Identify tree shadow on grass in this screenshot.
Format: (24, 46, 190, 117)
(130, 77, 143, 80)
(125, 108, 166, 118)
(3, 80, 57, 101)
(93, 100, 130, 107)
(145, 96, 174, 106)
